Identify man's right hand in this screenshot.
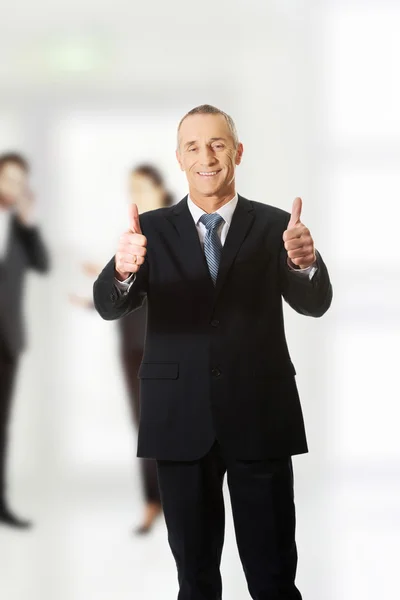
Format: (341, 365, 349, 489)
(115, 203, 147, 281)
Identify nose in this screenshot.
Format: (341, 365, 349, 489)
(199, 145, 217, 167)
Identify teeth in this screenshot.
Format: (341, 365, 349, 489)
(199, 171, 218, 176)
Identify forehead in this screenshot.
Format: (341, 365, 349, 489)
(0, 162, 26, 180)
(130, 173, 155, 187)
(179, 113, 232, 145)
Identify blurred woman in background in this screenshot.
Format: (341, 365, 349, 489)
(119, 165, 173, 534)
(71, 164, 174, 534)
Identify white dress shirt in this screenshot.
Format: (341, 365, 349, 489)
(187, 193, 238, 249)
(115, 195, 317, 292)
(0, 208, 11, 259)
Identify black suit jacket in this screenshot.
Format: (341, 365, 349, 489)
(94, 195, 332, 461)
(118, 299, 147, 352)
(0, 215, 49, 357)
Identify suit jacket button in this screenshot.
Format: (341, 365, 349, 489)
(210, 319, 220, 327)
(211, 368, 221, 377)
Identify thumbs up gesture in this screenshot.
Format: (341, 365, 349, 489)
(283, 197, 316, 269)
(115, 203, 147, 281)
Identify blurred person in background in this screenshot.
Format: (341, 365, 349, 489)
(93, 105, 333, 600)
(70, 164, 173, 534)
(0, 152, 49, 529)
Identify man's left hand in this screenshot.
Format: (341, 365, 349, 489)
(283, 197, 316, 269)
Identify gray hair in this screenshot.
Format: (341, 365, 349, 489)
(177, 104, 239, 149)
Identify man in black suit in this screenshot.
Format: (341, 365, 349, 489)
(0, 153, 49, 529)
(93, 105, 332, 599)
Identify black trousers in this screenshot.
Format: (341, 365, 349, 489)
(121, 347, 161, 504)
(157, 442, 302, 600)
(0, 338, 18, 508)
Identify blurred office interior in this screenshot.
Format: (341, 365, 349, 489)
(0, 1, 399, 598)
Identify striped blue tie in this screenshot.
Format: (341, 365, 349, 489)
(199, 213, 224, 285)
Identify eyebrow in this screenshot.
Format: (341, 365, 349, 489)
(184, 137, 227, 150)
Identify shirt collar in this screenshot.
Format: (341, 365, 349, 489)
(187, 193, 239, 226)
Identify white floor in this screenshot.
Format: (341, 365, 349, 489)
(2, 459, 399, 600)
(0, 468, 322, 600)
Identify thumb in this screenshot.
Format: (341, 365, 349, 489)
(288, 197, 302, 229)
(128, 203, 142, 234)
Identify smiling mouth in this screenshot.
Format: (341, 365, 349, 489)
(197, 170, 221, 177)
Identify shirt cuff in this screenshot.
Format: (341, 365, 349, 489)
(114, 273, 136, 294)
(287, 259, 318, 281)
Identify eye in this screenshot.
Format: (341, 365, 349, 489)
(213, 144, 224, 150)
(188, 147, 197, 152)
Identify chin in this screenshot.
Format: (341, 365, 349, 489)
(201, 184, 219, 193)
(197, 182, 223, 195)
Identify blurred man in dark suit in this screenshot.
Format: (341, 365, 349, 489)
(93, 105, 333, 599)
(0, 153, 49, 529)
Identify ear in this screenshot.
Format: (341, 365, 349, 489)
(235, 143, 244, 166)
(176, 149, 185, 171)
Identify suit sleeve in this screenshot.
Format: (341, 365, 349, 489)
(93, 255, 148, 321)
(279, 217, 333, 318)
(17, 221, 50, 273)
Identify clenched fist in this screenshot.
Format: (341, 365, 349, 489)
(283, 197, 316, 269)
(115, 203, 147, 281)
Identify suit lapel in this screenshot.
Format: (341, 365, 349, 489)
(166, 197, 215, 292)
(165, 195, 255, 300)
(214, 195, 255, 301)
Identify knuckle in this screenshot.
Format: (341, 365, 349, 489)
(136, 246, 146, 257)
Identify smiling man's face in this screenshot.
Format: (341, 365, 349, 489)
(176, 113, 243, 203)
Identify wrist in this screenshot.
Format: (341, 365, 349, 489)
(287, 256, 316, 271)
(287, 258, 301, 270)
(115, 269, 132, 282)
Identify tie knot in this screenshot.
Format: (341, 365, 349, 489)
(199, 213, 224, 231)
